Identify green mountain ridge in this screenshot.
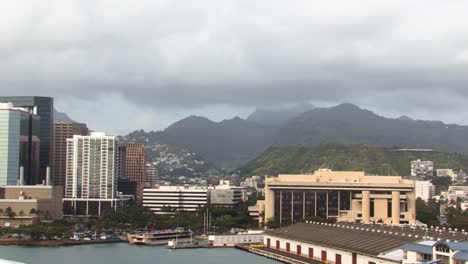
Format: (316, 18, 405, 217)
(240, 143, 468, 176)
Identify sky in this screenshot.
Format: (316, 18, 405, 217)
(1, 0, 468, 135)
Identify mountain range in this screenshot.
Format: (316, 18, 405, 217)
(246, 103, 315, 126)
(124, 103, 468, 168)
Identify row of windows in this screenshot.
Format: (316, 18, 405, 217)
(267, 238, 377, 264)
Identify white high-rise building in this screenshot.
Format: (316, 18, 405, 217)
(415, 181, 435, 202)
(65, 132, 116, 199)
(63, 132, 127, 216)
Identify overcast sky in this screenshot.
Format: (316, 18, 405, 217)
(1, 0, 468, 135)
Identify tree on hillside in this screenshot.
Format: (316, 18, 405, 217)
(416, 198, 440, 226)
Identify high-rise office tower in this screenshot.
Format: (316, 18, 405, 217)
(115, 143, 127, 179)
(65, 132, 117, 199)
(0, 96, 53, 184)
(146, 162, 157, 187)
(0, 103, 40, 185)
(124, 144, 146, 201)
(52, 122, 89, 187)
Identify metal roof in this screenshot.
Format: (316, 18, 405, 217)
(401, 243, 433, 255)
(453, 251, 468, 261)
(266, 222, 468, 257)
(439, 241, 468, 251)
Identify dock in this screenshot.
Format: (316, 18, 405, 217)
(236, 245, 325, 264)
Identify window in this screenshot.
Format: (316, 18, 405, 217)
(336, 254, 342, 264)
(368, 262, 376, 264)
(436, 244, 450, 253)
(321, 250, 327, 261)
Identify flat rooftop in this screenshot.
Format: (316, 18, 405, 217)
(266, 222, 468, 256)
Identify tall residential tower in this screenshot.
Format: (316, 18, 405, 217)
(63, 132, 125, 216)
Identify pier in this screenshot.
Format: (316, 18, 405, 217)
(236, 245, 325, 264)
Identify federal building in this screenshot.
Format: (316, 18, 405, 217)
(263, 169, 416, 225)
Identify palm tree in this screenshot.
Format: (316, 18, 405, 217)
(4, 207, 16, 219)
(30, 208, 42, 216)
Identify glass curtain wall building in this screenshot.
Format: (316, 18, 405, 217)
(0, 96, 53, 184)
(0, 103, 40, 186)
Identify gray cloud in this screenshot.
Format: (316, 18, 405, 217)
(1, 0, 468, 133)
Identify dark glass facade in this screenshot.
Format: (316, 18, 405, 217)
(273, 190, 354, 223)
(0, 96, 53, 184)
(19, 113, 40, 185)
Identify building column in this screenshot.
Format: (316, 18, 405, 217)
(392, 191, 400, 225)
(303, 192, 306, 219)
(362, 191, 370, 223)
(264, 187, 275, 223)
(407, 191, 416, 225)
(326, 191, 329, 218)
(291, 191, 294, 223)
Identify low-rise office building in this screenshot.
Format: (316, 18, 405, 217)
(143, 185, 209, 214)
(263, 169, 416, 225)
(210, 181, 246, 207)
(0, 185, 63, 227)
(210, 188, 243, 207)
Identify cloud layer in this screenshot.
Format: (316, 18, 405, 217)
(1, 0, 468, 133)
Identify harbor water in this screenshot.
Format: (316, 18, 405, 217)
(0, 243, 279, 264)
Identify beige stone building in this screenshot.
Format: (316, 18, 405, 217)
(263, 169, 416, 225)
(0, 185, 63, 227)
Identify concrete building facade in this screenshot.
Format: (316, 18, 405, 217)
(263, 169, 416, 225)
(415, 181, 435, 202)
(210, 188, 244, 207)
(52, 122, 88, 187)
(143, 186, 209, 214)
(0, 185, 63, 227)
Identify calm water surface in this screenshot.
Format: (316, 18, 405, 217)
(0, 243, 279, 264)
